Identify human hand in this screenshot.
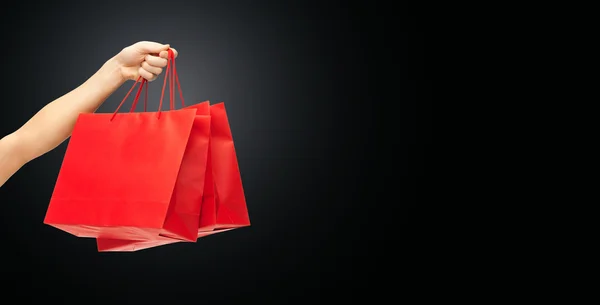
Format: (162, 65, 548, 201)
(114, 41, 179, 82)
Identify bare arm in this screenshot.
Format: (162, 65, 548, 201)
(0, 41, 178, 187)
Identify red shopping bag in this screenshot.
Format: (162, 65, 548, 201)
(96, 101, 251, 252)
(44, 50, 209, 241)
(95, 51, 250, 252)
(197, 102, 251, 233)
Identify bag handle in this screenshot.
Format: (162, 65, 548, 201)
(161, 48, 185, 112)
(110, 76, 146, 121)
(109, 49, 183, 120)
(169, 49, 185, 109)
(129, 78, 149, 113)
(159, 49, 185, 118)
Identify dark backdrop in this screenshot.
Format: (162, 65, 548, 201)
(1, 1, 424, 303)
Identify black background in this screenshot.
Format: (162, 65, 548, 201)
(1, 1, 425, 303)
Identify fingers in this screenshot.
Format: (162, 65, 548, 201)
(134, 41, 170, 54)
(142, 62, 162, 75)
(139, 54, 167, 82)
(138, 67, 156, 82)
(159, 48, 178, 59)
(135, 43, 178, 82)
(144, 54, 168, 67)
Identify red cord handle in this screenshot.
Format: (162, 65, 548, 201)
(158, 49, 185, 118)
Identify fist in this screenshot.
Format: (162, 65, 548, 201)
(114, 41, 179, 82)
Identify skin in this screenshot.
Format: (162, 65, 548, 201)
(0, 41, 178, 188)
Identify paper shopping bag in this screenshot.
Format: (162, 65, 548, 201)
(45, 51, 209, 241)
(94, 101, 251, 251)
(198, 102, 251, 233)
(93, 50, 250, 251)
(43, 106, 198, 240)
(94, 101, 214, 251)
(157, 101, 211, 242)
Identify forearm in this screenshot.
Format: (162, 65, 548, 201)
(12, 56, 126, 162)
(0, 134, 23, 186)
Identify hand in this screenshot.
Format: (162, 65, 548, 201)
(114, 41, 179, 82)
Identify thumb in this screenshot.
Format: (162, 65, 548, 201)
(134, 41, 170, 54)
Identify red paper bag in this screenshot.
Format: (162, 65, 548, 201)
(94, 102, 213, 252)
(94, 51, 250, 252)
(95, 102, 250, 252)
(45, 50, 209, 241)
(158, 101, 210, 242)
(198, 102, 251, 233)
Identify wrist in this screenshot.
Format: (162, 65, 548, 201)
(81, 56, 128, 99)
(99, 56, 128, 86)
